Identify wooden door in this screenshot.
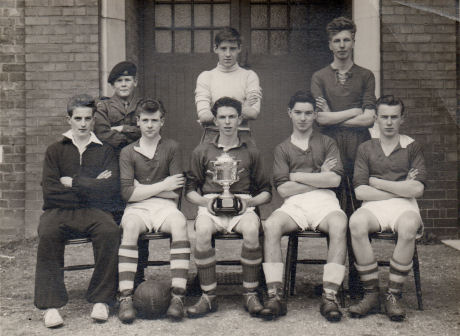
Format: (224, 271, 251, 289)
(142, 0, 351, 218)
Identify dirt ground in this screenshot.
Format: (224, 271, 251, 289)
(1, 226, 459, 336)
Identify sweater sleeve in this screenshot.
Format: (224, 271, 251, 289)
(361, 70, 376, 110)
(41, 145, 80, 208)
(244, 70, 262, 114)
(195, 71, 212, 120)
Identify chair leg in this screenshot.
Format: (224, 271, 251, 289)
(412, 244, 423, 310)
(289, 235, 299, 296)
(283, 234, 295, 299)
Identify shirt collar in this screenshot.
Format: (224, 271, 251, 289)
(372, 134, 414, 149)
(210, 134, 246, 150)
(62, 130, 103, 146)
(133, 136, 162, 159)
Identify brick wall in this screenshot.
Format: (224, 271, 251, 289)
(0, 0, 26, 240)
(381, 0, 459, 238)
(23, 0, 100, 238)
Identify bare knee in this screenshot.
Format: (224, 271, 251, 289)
(263, 216, 283, 241)
(396, 212, 420, 241)
(166, 212, 188, 241)
(195, 218, 214, 249)
(326, 212, 347, 240)
(121, 215, 145, 243)
(349, 212, 370, 239)
(240, 220, 260, 247)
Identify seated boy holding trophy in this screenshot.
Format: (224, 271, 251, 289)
(186, 97, 272, 318)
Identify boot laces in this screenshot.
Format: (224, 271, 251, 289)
(385, 292, 399, 304)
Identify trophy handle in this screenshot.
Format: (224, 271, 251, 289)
(233, 197, 243, 213)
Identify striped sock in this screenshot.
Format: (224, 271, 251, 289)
(323, 262, 346, 295)
(389, 257, 412, 294)
(262, 262, 283, 292)
(241, 245, 262, 292)
(119, 244, 138, 293)
(355, 261, 379, 292)
(170, 240, 191, 292)
(195, 248, 217, 292)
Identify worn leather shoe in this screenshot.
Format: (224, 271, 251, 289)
(243, 292, 263, 316)
(91, 303, 109, 322)
(166, 293, 185, 321)
(186, 293, 218, 318)
(349, 290, 380, 318)
(260, 288, 287, 320)
(44, 308, 64, 328)
(118, 295, 136, 324)
(320, 292, 342, 322)
(384, 291, 405, 322)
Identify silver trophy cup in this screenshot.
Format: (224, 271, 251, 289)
(208, 152, 243, 215)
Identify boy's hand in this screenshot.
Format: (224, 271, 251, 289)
(406, 168, 418, 180)
(321, 157, 337, 172)
(162, 174, 185, 191)
(206, 197, 217, 216)
(60, 176, 73, 187)
(237, 197, 248, 215)
(96, 170, 112, 179)
(315, 97, 330, 112)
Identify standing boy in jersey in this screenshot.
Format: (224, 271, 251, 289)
(186, 97, 271, 318)
(195, 27, 262, 142)
(261, 91, 347, 322)
(349, 95, 426, 321)
(117, 99, 190, 323)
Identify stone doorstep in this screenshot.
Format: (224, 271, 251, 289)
(441, 240, 460, 251)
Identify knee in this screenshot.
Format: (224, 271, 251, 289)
(396, 213, 420, 241)
(349, 213, 369, 238)
(327, 215, 347, 241)
(263, 217, 282, 240)
(195, 221, 213, 247)
(241, 221, 260, 245)
(121, 215, 144, 240)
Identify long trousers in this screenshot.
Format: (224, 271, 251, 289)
(34, 208, 120, 309)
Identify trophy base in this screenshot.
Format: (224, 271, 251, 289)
(212, 196, 242, 216)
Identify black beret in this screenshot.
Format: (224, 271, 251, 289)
(108, 61, 137, 84)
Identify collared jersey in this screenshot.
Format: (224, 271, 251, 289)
(353, 135, 427, 188)
(94, 94, 142, 150)
(272, 131, 344, 189)
(311, 64, 376, 115)
(119, 138, 182, 202)
(186, 135, 271, 196)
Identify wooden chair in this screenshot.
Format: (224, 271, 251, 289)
(283, 231, 345, 307)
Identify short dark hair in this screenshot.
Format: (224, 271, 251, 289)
(214, 27, 242, 47)
(67, 94, 96, 116)
(288, 91, 316, 110)
(376, 95, 405, 116)
(211, 97, 242, 117)
(326, 17, 356, 40)
(136, 99, 166, 118)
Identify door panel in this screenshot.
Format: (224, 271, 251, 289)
(142, 0, 351, 218)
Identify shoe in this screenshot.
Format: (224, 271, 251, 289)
(259, 288, 287, 320)
(43, 308, 63, 328)
(243, 292, 263, 317)
(384, 291, 406, 322)
(91, 303, 109, 322)
(349, 290, 380, 318)
(186, 293, 218, 318)
(118, 294, 136, 324)
(166, 293, 185, 321)
(320, 292, 342, 322)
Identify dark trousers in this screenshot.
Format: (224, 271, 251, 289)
(34, 208, 120, 309)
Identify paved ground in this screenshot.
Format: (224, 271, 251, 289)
(1, 227, 459, 336)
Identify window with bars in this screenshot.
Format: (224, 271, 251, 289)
(153, 0, 231, 53)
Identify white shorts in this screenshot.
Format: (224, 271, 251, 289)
(122, 198, 181, 232)
(197, 194, 258, 233)
(275, 189, 344, 231)
(360, 198, 423, 235)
